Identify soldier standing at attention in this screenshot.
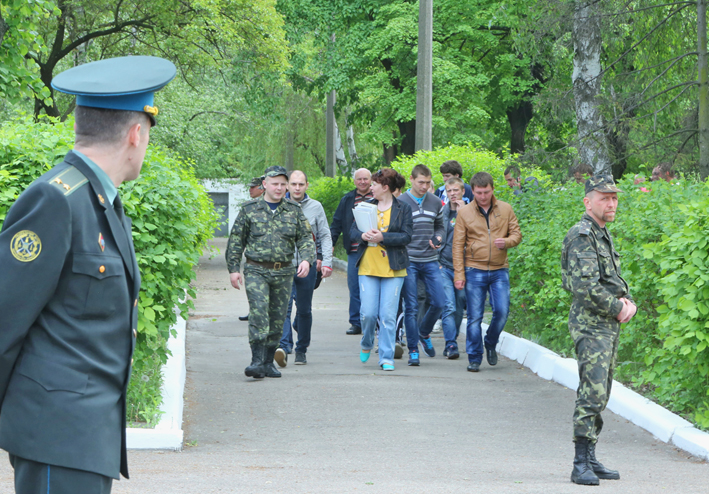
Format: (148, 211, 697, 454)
(0, 56, 175, 493)
(561, 175, 637, 485)
(226, 166, 315, 379)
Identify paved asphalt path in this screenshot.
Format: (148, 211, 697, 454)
(1, 237, 706, 492)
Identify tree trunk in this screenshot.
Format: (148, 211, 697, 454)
(698, 0, 709, 180)
(572, 1, 612, 175)
(506, 100, 533, 154)
(326, 90, 337, 177)
(335, 121, 349, 174)
(398, 120, 417, 156)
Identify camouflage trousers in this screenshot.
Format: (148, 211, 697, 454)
(244, 263, 296, 348)
(569, 306, 621, 442)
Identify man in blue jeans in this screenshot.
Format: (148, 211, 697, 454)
(439, 177, 468, 359)
(398, 164, 446, 366)
(453, 172, 522, 372)
(330, 169, 372, 335)
(276, 171, 333, 367)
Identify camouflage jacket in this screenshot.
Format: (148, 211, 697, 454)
(561, 213, 632, 319)
(226, 197, 316, 273)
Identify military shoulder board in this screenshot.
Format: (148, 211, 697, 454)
(578, 219, 592, 236)
(48, 166, 89, 196)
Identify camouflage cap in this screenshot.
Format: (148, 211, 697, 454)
(248, 176, 263, 188)
(585, 175, 623, 194)
(264, 165, 288, 179)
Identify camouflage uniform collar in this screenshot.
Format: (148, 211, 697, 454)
(581, 212, 609, 239)
(256, 195, 284, 212)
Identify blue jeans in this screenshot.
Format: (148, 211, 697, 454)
(280, 267, 317, 354)
(440, 266, 465, 350)
(465, 268, 510, 363)
(359, 275, 405, 366)
(347, 251, 362, 328)
(403, 261, 445, 352)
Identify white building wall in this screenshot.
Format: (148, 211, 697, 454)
(201, 179, 250, 233)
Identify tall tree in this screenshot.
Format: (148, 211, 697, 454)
(572, 0, 612, 175)
(28, 0, 289, 118)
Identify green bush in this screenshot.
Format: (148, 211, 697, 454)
(506, 176, 709, 428)
(389, 143, 547, 195)
(0, 116, 217, 426)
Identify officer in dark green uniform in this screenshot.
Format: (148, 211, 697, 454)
(561, 175, 638, 485)
(0, 56, 175, 493)
(226, 165, 316, 379)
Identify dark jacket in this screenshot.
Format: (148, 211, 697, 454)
(330, 189, 360, 254)
(350, 197, 413, 272)
(0, 151, 140, 479)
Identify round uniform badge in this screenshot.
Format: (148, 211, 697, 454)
(10, 230, 42, 262)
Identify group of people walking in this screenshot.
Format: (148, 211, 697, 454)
(226, 162, 637, 486)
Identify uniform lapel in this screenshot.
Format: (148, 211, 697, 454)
(67, 153, 136, 281)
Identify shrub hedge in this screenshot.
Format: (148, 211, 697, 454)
(0, 116, 217, 426)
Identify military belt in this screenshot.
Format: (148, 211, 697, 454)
(246, 259, 290, 270)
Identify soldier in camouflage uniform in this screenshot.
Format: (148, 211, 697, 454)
(561, 175, 637, 485)
(226, 166, 316, 379)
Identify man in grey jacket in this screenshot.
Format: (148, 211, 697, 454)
(276, 170, 333, 366)
(398, 164, 446, 366)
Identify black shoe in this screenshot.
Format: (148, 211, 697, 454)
(346, 325, 362, 335)
(264, 347, 281, 378)
(467, 362, 480, 372)
(239, 314, 249, 321)
(394, 343, 404, 359)
(245, 344, 266, 378)
(446, 344, 460, 360)
(295, 352, 307, 365)
(571, 438, 600, 485)
(588, 441, 620, 480)
(486, 346, 498, 366)
(443, 346, 448, 357)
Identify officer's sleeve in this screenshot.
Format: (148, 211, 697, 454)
(0, 184, 71, 403)
(565, 235, 625, 318)
(295, 208, 316, 266)
(225, 208, 248, 273)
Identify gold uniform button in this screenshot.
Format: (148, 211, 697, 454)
(99, 265, 106, 273)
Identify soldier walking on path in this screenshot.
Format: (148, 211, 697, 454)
(0, 56, 175, 493)
(561, 175, 638, 486)
(226, 166, 316, 379)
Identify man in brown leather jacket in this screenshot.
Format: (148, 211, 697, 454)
(452, 172, 522, 372)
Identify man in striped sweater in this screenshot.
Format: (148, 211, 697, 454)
(398, 164, 446, 366)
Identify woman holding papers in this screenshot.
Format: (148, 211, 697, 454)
(349, 169, 413, 371)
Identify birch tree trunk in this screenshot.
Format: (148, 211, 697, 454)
(334, 121, 349, 174)
(572, 1, 612, 176)
(698, 0, 709, 180)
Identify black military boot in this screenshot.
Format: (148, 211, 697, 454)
(587, 441, 620, 480)
(571, 438, 600, 485)
(244, 344, 266, 379)
(263, 347, 282, 378)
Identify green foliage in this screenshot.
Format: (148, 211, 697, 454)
(0, 0, 55, 105)
(507, 175, 709, 428)
(0, 116, 218, 427)
(389, 143, 547, 193)
(307, 175, 354, 224)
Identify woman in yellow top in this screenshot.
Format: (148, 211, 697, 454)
(349, 169, 413, 371)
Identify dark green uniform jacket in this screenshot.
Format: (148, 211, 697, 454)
(561, 212, 632, 319)
(0, 151, 139, 479)
(226, 196, 316, 272)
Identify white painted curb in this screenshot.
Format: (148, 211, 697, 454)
(494, 327, 709, 460)
(126, 312, 186, 450)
